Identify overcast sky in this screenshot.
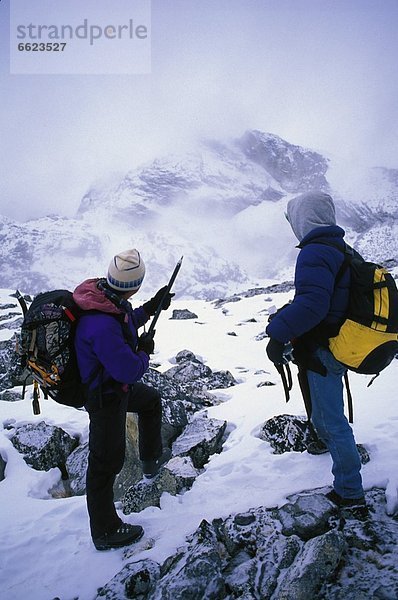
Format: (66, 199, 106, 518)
(1, 0, 397, 220)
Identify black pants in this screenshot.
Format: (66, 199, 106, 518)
(85, 382, 162, 539)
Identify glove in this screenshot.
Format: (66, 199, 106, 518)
(137, 332, 155, 355)
(143, 286, 174, 317)
(266, 338, 288, 365)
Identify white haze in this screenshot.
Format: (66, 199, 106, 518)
(1, 0, 398, 220)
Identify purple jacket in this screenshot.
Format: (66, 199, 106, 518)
(73, 279, 150, 391)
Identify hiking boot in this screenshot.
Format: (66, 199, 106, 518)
(93, 523, 144, 551)
(142, 448, 172, 479)
(326, 489, 366, 508)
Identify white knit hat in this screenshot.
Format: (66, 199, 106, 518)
(106, 249, 145, 292)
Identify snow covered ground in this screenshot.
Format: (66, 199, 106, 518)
(0, 287, 397, 600)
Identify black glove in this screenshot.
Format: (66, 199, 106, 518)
(143, 286, 174, 317)
(266, 338, 288, 365)
(137, 332, 155, 355)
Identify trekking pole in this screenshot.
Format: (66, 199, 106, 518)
(147, 256, 183, 337)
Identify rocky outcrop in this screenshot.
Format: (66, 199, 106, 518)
(259, 414, 371, 462)
(98, 488, 398, 600)
(162, 350, 236, 411)
(9, 421, 78, 472)
(122, 417, 227, 514)
(237, 130, 329, 193)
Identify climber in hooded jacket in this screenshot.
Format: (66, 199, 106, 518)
(266, 191, 367, 512)
(73, 249, 173, 551)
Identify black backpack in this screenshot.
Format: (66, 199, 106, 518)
(18, 290, 87, 413)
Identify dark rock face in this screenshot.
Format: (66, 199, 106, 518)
(10, 421, 78, 471)
(237, 130, 329, 193)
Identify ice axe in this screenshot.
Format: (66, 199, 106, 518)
(146, 256, 183, 339)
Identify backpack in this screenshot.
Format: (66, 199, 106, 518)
(18, 289, 87, 413)
(322, 243, 398, 375)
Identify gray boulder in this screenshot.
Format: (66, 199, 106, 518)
(95, 559, 161, 599)
(172, 416, 227, 469)
(277, 529, 346, 599)
(10, 421, 78, 471)
(277, 493, 335, 540)
(122, 456, 200, 514)
(141, 368, 195, 416)
(170, 309, 198, 320)
(163, 351, 236, 411)
(259, 414, 370, 461)
(65, 442, 88, 495)
(152, 519, 225, 600)
(66, 415, 143, 500)
(0, 389, 22, 402)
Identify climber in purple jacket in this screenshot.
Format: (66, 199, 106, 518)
(73, 249, 173, 551)
(266, 191, 366, 514)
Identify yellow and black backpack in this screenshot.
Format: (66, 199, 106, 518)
(325, 243, 398, 375)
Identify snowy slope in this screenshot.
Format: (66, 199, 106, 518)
(0, 287, 397, 600)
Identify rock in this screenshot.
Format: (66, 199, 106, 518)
(259, 414, 320, 454)
(172, 416, 227, 469)
(165, 358, 212, 381)
(257, 381, 276, 387)
(214, 506, 282, 557)
(10, 421, 78, 472)
(95, 559, 160, 599)
(0, 335, 25, 392)
(66, 415, 142, 499)
(277, 493, 335, 540)
(65, 442, 88, 495)
(357, 443, 371, 465)
(259, 414, 370, 462)
(238, 130, 329, 192)
(141, 368, 194, 416)
(170, 309, 198, 320)
(151, 520, 225, 600)
(114, 415, 143, 501)
(0, 389, 22, 402)
(163, 352, 236, 410)
(122, 456, 199, 514)
(277, 529, 346, 599)
(175, 349, 196, 363)
(104, 488, 398, 599)
(0, 452, 6, 481)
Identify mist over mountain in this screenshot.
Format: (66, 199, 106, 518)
(1, 130, 397, 299)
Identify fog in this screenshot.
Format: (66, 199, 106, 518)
(1, 0, 398, 221)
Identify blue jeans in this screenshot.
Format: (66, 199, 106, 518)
(307, 347, 363, 499)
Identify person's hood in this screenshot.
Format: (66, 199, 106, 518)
(73, 279, 123, 313)
(286, 191, 336, 242)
